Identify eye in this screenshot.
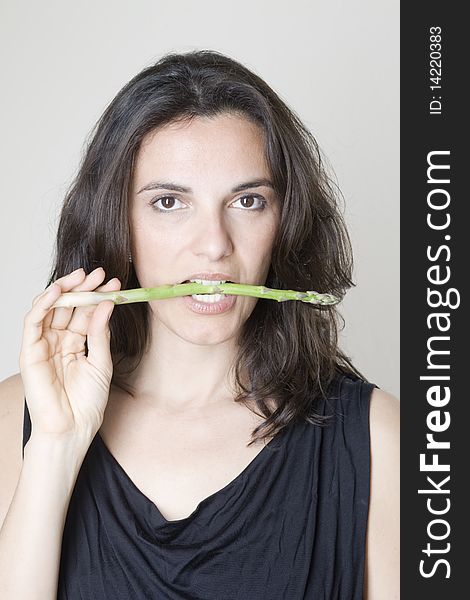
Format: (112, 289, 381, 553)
(232, 195, 267, 211)
(150, 196, 186, 212)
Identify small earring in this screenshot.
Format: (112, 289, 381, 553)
(128, 252, 133, 263)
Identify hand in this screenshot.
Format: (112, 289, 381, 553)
(19, 268, 122, 444)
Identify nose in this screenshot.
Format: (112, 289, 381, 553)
(190, 207, 233, 261)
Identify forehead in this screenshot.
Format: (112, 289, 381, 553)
(133, 113, 270, 184)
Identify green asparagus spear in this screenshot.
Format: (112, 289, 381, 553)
(51, 282, 340, 309)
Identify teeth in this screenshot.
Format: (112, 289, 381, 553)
(192, 293, 226, 303)
(189, 279, 226, 285)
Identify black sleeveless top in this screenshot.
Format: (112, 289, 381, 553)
(22, 372, 377, 599)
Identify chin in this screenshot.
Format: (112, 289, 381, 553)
(153, 302, 248, 346)
(179, 329, 236, 346)
(173, 313, 237, 345)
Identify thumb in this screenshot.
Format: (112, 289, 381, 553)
(86, 300, 115, 374)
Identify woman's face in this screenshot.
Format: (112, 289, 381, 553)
(129, 112, 281, 345)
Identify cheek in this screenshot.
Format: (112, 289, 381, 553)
(134, 222, 183, 259)
(240, 216, 277, 248)
(254, 226, 277, 261)
(131, 227, 172, 285)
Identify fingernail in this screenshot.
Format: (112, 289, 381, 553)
(71, 268, 83, 275)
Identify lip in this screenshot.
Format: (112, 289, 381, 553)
(179, 273, 238, 314)
(182, 293, 237, 314)
(180, 272, 237, 283)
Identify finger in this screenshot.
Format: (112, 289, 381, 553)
(49, 267, 107, 331)
(86, 299, 116, 374)
(66, 277, 121, 336)
(31, 268, 85, 307)
(38, 268, 85, 329)
(24, 268, 91, 351)
(53, 277, 121, 362)
(22, 283, 64, 349)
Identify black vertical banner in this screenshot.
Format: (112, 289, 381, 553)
(401, 4, 467, 597)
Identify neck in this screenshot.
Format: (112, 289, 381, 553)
(122, 321, 243, 416)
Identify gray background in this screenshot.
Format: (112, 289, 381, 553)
(0, 0, 399, 398)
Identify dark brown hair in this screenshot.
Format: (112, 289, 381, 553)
(48, 49, 366, 445)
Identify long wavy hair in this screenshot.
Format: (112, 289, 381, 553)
(48, 49, 366, 445)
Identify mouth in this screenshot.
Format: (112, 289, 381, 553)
(180, 279, 235, 285)
(180, 279, 236, 306)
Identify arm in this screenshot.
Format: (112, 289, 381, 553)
(0, 425, 89, 600)
(0, 374, 89, 599)
(0, 375, 24, 529)
(0, 267, 120, 599)
(364, 388, 400, 600)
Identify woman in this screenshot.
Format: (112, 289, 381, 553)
(0, 50, 399, 599)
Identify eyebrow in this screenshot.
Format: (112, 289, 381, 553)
(137, 178, 274, 195)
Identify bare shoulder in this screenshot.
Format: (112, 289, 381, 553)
(0, 372, 26, 529)
(364, 387, 400, 599)
(369, 387, 400, 435)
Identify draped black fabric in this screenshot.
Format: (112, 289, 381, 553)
(22, 372, 377, 599)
